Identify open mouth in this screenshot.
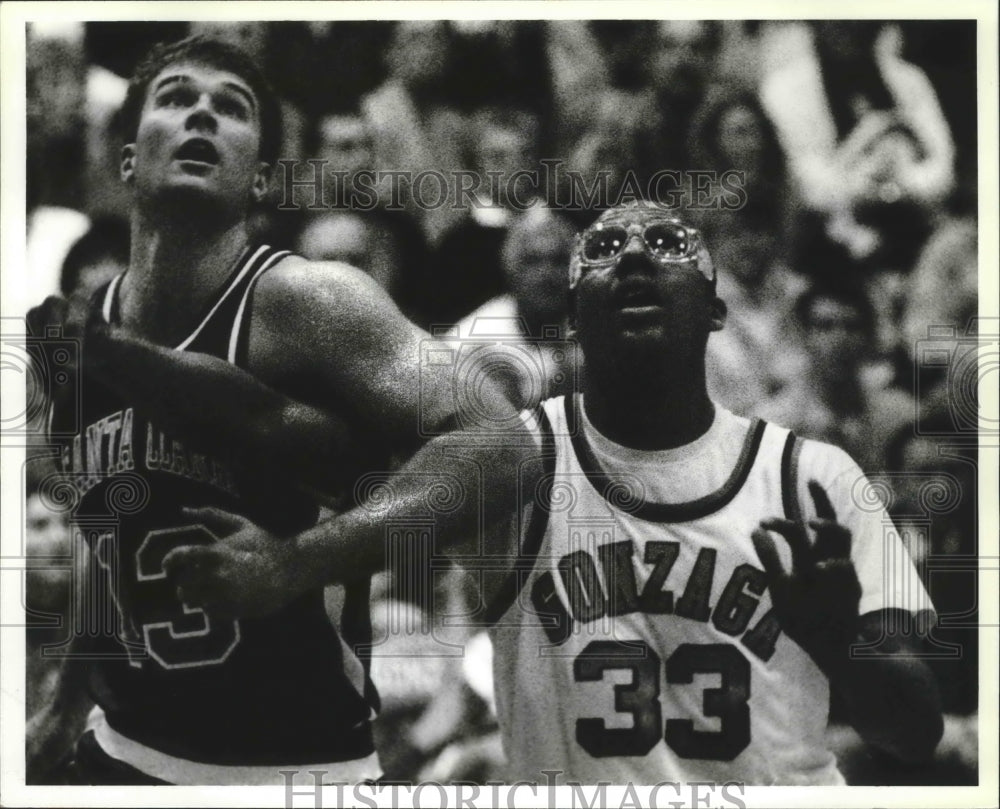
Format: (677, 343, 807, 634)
(174, 139, 220, 165)
(613, 280, 663, 312)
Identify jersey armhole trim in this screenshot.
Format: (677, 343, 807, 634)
(229, 249, 293, 365)
(481, 405, 556, 626)
(781, 431, 803, 522)
(175, 245, 270, 351)
(101, 274, 124, 324)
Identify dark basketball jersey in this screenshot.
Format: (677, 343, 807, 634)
(50, 245, 378, 771)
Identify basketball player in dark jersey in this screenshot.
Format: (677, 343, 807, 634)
(28, 36, 518, 786)
(61, 202, 944, 782)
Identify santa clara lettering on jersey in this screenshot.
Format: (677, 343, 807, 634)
(59, 408, 238, 499)
(530, 534, 783, 662)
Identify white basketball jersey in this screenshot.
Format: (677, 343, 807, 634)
(489, 395, 932, 786)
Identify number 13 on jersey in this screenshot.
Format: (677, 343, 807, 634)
(575, 640, 751, 761)
(96, 524, 241, 669)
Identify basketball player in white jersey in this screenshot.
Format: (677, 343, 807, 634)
(87, 202, 943, 785)
(27, 36, 526, 786)
(479, 204, 942, 784)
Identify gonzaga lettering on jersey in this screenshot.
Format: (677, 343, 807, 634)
(50, 246, 380, 784)
(489, 395, 931, 786)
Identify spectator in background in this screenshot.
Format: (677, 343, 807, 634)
(312, 114, 376, 204)
(448, 22, 554, 137)
(543, 21, 614, 156)
(703, 254, 803, 421)
(302, 112, 430, 320)
(687, 85, 794, 241)
(424, 109, 541, 326)
(762, 273, 914, 475)
(834, 401, 978, 786)
(25, 24, 93, 306)
(896, 21, 978, 196)
(901, 200, 978, 395)
(25, 216, 129, 501)
(703, 250, 802, 420)
(496, 204, 575, 348)
(885, 401, 978, 721)
(296, 212, 402, 299)
(760, 22, 953, 265)
(453, 203, 578, 410)
(24, 471, 80, 723)
(275, 22, 392, 121)
(549, 21, 725, 205)
(24, 489, 72, 623)
(59, 216, 130, 299)
(80, 26, 131, 221)
(636, 20, 724, 173)
(587, 21, 652, 91)
(563, 89, 648, 218)
(362, 21, 470, 247)
(27, 24, 89, 213)
(692, 88, 804, 420)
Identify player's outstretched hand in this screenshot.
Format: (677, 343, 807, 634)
(751, 480, 861, 673)
(163, 506, 306, 620)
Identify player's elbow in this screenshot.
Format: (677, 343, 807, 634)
(860, 661, 944, 765)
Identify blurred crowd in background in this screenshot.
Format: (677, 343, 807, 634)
(22, 18, 980, 784)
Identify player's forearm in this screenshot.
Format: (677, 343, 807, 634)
(290, 427, 538, 591)
(824, 614, 943, 764)
(834, 656, 943, 764)
(87, 327, 367, 491)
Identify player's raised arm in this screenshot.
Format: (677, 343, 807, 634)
(243, 256, 461, 445)
(145, 255, 543, 616)
(85, 322, 377, 497)
(75, 256, 466, 496)
(165, 414, 543, 619)
(753, 478, 943, 764)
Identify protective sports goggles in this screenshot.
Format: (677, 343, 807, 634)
(571, 219, 714, 286)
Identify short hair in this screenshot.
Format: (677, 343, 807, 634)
(119, 35, 282, 166)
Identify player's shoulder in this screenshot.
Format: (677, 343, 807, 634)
(260, 254, 380, 297)
(794, 434, 867, 496)
(252, 254, 395, 325)
(790, 428, 858, 470)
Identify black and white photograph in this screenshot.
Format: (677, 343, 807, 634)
(1, 2, 996, 807)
